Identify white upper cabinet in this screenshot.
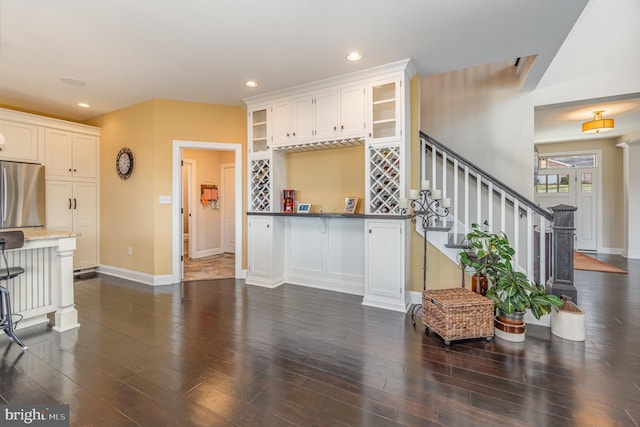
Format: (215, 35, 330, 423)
(248, 106, 269, 155)
(72, 134, 98, 178)
(271, 98, 292, 147)
(44, 128, 98, 179)
(339, 84, 366, 140)
(0, 119, 40, 163)
(290, 89, 339, 144)
(244, 59, 412, 152)
(313, 89, 339, 141)
(290, 93, 315, 144)
(368, 77, 402, 144)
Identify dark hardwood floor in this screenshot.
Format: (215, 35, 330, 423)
(1, 256, 639, 426)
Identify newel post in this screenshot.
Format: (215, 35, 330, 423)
(548, 204, 578, 304)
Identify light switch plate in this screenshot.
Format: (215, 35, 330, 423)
(159, 195, 172, 204)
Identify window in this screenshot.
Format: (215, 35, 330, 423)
(538, 154, 597, 169)
(535, 174, 570, 193)
(581, 172, 592, 192)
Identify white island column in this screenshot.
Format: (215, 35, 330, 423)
(11, 229, 80, 333)
(52, 236, 79, 332)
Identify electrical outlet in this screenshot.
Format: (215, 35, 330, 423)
(128, 247, 133, 256)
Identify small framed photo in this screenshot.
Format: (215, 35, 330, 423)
(344, 197, 358, 214)
(297, 203, 311, 214)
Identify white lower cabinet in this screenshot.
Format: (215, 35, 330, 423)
(246, 216, 284, 287)
(46, 180, 98, 270)
(363, 219, 408, 312)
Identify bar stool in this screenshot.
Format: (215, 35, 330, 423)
(0, 230, 28, 351)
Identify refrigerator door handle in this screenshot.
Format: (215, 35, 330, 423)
(2, 168, 6, 222)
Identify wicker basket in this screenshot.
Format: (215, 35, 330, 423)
(422, 288, 494, 345)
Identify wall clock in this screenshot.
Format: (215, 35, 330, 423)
(116, 147, 134, 179)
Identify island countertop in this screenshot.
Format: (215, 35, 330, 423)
(7, 228, 79, 241)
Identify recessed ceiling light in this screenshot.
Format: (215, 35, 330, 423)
(245, 81, 259, 88)
(77, 102, 91, 108)
(346, 51, 362, 62)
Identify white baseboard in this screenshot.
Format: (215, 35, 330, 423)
(285, 274, 364, 296)
(600, 247, 623, 255)
(98, 264, 177, 286)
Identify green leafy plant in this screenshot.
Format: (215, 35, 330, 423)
(457, 221, 514, 282)
(459, 221, 562, 320)
(486, 258, 563, 320)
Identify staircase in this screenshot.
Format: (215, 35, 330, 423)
(419, 132, 554, 286)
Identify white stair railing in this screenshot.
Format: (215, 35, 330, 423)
(421, 132, 554, 285)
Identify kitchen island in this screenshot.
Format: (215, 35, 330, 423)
(5, 228, 79, 332)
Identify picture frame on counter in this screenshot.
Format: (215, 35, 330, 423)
(297, 203, 311, 213)
(344, 197, 358, 214)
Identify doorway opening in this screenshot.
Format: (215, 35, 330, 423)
(172, 141, 242, 283)
(534, 151, 601, 252)
(181, 153, 236, 281)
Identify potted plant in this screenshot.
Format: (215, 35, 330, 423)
(457, 221, 514, 294)
(459, 222, 563, 341)
(487, 258, 563, 341)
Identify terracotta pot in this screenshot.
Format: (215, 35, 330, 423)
(497, 309, 525, 325)
(471, 274, 488, 296)
(494, 316, 525, 334)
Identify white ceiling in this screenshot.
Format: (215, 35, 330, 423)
(0, 0, 589, 123)
(3, 0, 636, 145)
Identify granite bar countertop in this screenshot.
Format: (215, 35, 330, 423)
(6, 228, 78, 241)
(247, 212, 408, 220)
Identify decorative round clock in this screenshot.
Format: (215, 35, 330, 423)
(116, 147, 134, 179)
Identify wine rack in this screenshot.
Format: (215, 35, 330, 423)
(250, 158, 271, 211)
(369, 145, 401, 214)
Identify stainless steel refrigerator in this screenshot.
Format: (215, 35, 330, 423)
(0, 161, 45, 228)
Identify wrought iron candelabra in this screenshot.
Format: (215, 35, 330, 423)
(400, 184, 450, 325)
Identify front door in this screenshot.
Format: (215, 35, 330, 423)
(535, 167, 598, 251)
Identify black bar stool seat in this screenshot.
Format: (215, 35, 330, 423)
(0, 230, 28, 351)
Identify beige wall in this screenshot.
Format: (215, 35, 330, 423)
(286, 146, 365, 214)
(536, 138, 624, 250)
(410, 74, 461, 291)
(421, 61, 534, 198)
(87, 99, 246, 276)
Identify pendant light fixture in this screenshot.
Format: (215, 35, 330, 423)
(582, 110, 614, 134)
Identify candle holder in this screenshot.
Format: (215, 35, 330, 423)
(400, 188, 450, 325)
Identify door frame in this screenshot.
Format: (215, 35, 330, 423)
(172, 141, 243, 282)
(182, 158, 196, 261)
(221, 162, 235, 253)
(535, 148, 603, 252)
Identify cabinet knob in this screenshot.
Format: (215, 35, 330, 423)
(68, 168, 72, 172)
(292, 132, 296, 136)
(334, 126, 337, 131)
(369, 133, 372, 137)
(341, 125, 344, 130)
(73, 169, 77, 172)
(68, 198, 72, 210)
(266, 224, 270, 228)
(286, 133, 290, 137)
